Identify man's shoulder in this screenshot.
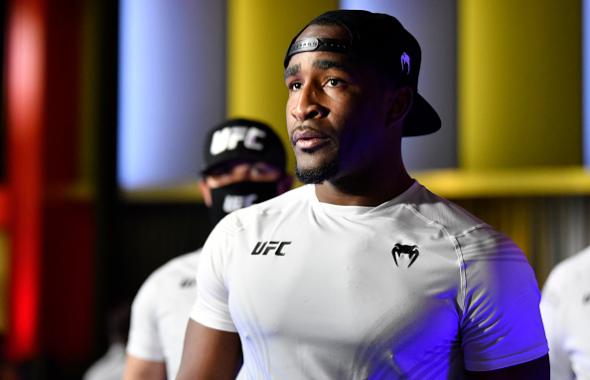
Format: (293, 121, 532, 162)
(152, 250, 200, 278)
(405, 183, 527, 261)
(548, 246, 590, 284)
(136, 250, 201, 296)
(405, 182, 490, 237)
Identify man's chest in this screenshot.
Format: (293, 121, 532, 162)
(225, 219, 462, 354)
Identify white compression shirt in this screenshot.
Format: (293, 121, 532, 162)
(127, 250, 200, 380)
(83, 343, 126, 380)
(191, 182, 548, 379)
(541, 247, 590, 380)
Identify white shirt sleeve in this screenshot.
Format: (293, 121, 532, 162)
(126, 273, 165, 361)
(457, 227, 548, 371)
(540, 265, 575, 380)
(190, 219, 238, 332)
(83, 343, 126, 380)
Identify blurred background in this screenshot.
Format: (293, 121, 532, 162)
(0, 0, 589, 378)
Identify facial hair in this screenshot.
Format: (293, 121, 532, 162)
(295, 159, 339, 184)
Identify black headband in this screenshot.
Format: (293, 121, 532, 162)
(286, 38, 350, 63)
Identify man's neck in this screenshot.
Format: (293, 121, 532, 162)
(313, 169, 414, 206)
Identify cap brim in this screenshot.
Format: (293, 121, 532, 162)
(403, 93, 441, 137)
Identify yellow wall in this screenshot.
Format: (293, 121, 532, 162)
(459, 0, 581, 169)
(227, 0, 338, 173)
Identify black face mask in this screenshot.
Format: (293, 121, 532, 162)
(208, 181, 280, 226)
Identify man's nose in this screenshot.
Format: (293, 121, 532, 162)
(232, 164, 253, 181)
(291, 84, 327, 121)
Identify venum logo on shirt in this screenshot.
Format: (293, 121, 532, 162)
(180, 278, 196, 288)
(391, 243, 419, 268)
(251, 241, 291, 256)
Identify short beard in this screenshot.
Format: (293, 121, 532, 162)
(295, 160, 339, 184)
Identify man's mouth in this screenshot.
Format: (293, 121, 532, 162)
(292, 128, 331, 151)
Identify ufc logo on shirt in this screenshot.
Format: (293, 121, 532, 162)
(251, 241, 291, 256)
(210, 126, 266, 155)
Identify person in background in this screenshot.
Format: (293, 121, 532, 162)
(123, 118, 291, 380)
(177, 10, 549, 379)
(541, 246, 590, 379)
(83, 303, 130, 380)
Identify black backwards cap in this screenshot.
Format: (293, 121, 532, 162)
(201, 118, 286, 175)
(284, 10, 441, 137)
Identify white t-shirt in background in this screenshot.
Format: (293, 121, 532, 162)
(127, 251, 200, 380)
(541, 247, 590, 380)
(191, 182, 548, 380)
(83, 343, 126, 380)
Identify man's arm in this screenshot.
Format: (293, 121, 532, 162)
(176, 319, 242, 380)
(123, 355, 166, 380)
(465, 354, 549, 380)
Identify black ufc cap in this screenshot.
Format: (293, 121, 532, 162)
(201, 118, 286, 175)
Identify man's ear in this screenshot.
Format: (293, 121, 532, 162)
(387, 86, 414, 126)
(199, 179, 213, 207)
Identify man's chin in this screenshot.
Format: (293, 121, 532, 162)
(295, 162, 338, 184)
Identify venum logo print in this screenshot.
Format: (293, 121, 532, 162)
(391, 243, 419, 268)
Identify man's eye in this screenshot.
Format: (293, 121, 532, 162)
(326, 78, 342, 87)
(288, 82, 302, 91)
(251, 166, 268, 175)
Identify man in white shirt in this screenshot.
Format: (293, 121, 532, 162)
(83, 304, 130, 380)
(177, 10, 549, 379)
(123, 118, 291, 380)
(541, 246, 590, 379)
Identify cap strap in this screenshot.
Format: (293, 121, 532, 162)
(286, 37, 350, 62)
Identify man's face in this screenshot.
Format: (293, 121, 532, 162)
(200, 160, 288, 225)
(284, 24, 392, 184)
